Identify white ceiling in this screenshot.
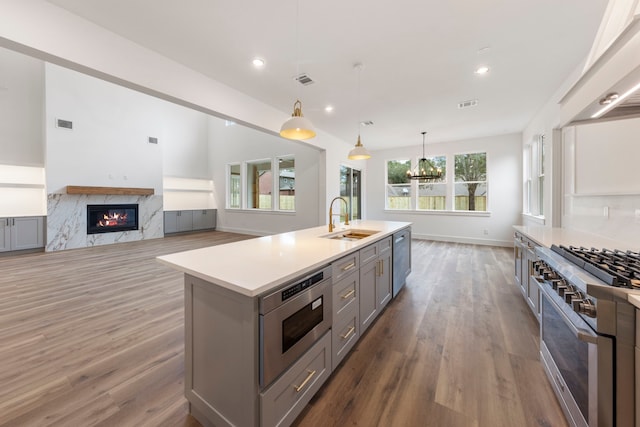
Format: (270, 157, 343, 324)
(47, 0, 607, 150)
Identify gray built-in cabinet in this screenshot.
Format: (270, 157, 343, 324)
(163, 209, 216, 234)
(0, 216, 45, 252)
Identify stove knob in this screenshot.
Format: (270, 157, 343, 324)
(556, 284, 567, 296)
(564, 292, 576, 304)
(543, 270, 557, 280)
(549, 279, 561, 289)
(577, 301, 597, 318)
(572, 299, 583, 312)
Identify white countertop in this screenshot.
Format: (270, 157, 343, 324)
(158, 220, 411, 297)
(513, 225, 640, 252)
(628, 294, 640, 309)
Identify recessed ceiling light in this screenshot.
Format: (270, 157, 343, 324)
(475, 66, 490, 75)
(252, 58, 265, 68)
(324, 105, 334, 113)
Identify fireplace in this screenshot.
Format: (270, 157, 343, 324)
(87, 204, 139, 234)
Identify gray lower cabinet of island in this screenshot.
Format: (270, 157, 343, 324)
(183, 226, 411, 427)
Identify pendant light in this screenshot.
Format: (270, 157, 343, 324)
(348, 63, 371, 160)
(407, 132, 442, 181)
(280, 0, 316, 140)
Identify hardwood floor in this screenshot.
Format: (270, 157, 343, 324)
(0, 233, 567, 427)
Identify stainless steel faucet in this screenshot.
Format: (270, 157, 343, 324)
(328, 197, 349, 232)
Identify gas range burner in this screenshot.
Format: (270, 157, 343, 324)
(551, 244, 640, 288)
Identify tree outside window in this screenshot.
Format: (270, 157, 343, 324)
(246, 160, 272, 209)
(418, 155, 446, 210)
(454, 153, 487, 211)
(386, 160, 411, 209)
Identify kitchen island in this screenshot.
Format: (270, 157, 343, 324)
(158, 220, 412, 427)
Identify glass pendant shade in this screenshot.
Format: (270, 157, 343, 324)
(280, 100, 316, 140)
(348, 135, 371, 160)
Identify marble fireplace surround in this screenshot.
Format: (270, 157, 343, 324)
(46, 186, 163, 252)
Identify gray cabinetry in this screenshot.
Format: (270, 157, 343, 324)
(376, 236, 393, 310)
(514, 231, 540, 320)
(0, 216, 45, 252)
(359, 249, 378, 333)
(164, 209, 216, 234)
(260, 332, 331, 427)
(332, 268, 359, 371)
(192, 209, 216, 230)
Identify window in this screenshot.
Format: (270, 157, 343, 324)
(418, 155, 446, 210)
(524, 135, 544, 217)
(386, 160, 411, 210)
(340, 166, 362, 220)
(228, 164, 241, 209)
(246, 159, 272, 209)
(454, 152, 487, 211)
(277, 157, 295, 211)
(227, 156, 295, 211)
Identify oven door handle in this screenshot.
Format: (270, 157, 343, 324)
(536, 276, 598, 345)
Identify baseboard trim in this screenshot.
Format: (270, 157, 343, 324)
(412, 233, 512, 247)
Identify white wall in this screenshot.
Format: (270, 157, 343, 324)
(45, 64, 163, 194)
(366, 133, 521, 246)
(0, 47, 44, 167)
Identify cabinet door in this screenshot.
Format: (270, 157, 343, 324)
(176, 210, 193, 232)
(0, 218, 10, 252)
(163, 211, 178, 234)
(525, 246, 540, 319)
(11, 216, 44, 250)
(359, 260, 377, 333)
(192, 209, 216, 230)
(376, 251, 392, 310)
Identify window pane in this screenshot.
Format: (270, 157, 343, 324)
(247, 160, 272, 209)
(229, 164, 241, 209)
(455, 153, 486, 182)
(454, 182, 487, 211)
(278, 157, 295, 211)
(387, 160, 411, 210)
(418, 183, 446, 210)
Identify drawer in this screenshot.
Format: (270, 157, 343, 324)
(333, 271, 358, 317)
(260, 332, 331, 427)
(332, 252, 359, 282)
(332, 311, 358, 371)
(378, 235, 392, 254)
(360, 243, 378, 266)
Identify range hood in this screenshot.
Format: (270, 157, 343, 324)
(559, 10, 640, 126)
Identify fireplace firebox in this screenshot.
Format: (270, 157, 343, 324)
(87, 204, 139, 234)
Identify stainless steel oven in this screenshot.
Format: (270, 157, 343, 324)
(535, 246, 637, 427)
(259, 265, 332, 388)
(537, 277, 613, 427)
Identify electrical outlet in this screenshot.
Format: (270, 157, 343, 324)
(604, 206, 609, 218)
(483, 229, 489, 235)
(635, 209, 640, 223)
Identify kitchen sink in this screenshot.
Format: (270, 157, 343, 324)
(321, 229, 380, 241)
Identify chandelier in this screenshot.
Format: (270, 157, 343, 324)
(407, 131, 442, 181)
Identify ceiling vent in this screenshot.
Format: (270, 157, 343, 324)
(458, 99, 479, 109)
(295, 73, 315, 86)
(360, 120, 374, 126)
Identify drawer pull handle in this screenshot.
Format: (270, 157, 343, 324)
(341, 289, 356, 300)
(340, 326, 356, 340)
(342, 262, 356, 271)
(294, 369, 316, 393)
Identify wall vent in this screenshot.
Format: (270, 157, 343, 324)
(458, 99, 479, 109)
(148, 136, 158, 144)
(295, 73, 315, 86)
(56, 118, 73, 129)
(360, 120, 374, 126)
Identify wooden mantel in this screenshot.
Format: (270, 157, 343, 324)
(66, 185, 155, 196)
